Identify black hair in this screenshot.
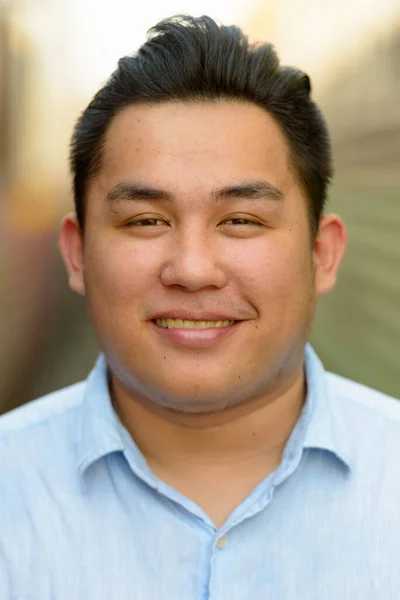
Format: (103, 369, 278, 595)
(70, 14, 333, 237)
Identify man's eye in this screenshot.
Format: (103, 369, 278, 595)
(222, 218, 261, 226)
(128, 218, 167, 226)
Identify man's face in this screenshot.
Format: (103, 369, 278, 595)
(63, 101, 339, 413)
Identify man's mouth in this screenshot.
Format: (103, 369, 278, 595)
(155, 318, 235, 329)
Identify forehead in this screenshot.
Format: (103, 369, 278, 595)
(99, 100, 293, 189)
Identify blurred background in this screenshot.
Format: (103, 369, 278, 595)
(1, 0, 399, 414)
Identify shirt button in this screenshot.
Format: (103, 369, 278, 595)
(216, 535, 228, 549)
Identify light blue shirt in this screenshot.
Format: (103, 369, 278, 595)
(1, 345, 400, 599)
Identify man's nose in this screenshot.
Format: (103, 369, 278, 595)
(159, 229, 228, 291)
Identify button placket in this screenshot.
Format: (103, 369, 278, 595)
(216, 535, 228, 549)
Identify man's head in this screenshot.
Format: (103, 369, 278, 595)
(70, 15, 332, 237)
(60, 15, 346, 418)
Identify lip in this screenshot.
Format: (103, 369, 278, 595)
(149, 310, 240, 321)
(149, 319, 241, 349)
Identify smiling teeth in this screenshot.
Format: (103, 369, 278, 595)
(156, 319, 235, 329)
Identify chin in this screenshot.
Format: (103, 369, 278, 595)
(153, 381, 235, 413)
(165, 400, 227, 415)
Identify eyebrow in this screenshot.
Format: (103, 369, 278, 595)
(106, 179, 284, 203)
(213, 180, 284, 202)
(106, 182, 174, 203)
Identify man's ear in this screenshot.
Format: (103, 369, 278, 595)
(313, 214, 347, 297)
(58, 213, 86, 296)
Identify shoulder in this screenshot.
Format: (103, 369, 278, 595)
(0, 382, 87, 466)
(326, 371, 400, 421)
(0, 381, 89, 510)
(325, 372, 400, 473)
(0, 382, 89, 556)
(0, 381, 87, 436)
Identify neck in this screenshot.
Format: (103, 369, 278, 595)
(111, 365, 307, 472)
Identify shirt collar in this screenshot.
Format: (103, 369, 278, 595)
(77, 344, 353, 480)
(301, 344, 353, 469)
(78, 354, 124, 478)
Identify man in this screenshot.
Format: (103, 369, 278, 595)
(1, 14, 399, 599)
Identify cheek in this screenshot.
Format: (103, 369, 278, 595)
(269, 239, 315, 329)
(232, 236, 315, 342)
(230, 236, 312, 300)
(84, 238, 159, 304)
